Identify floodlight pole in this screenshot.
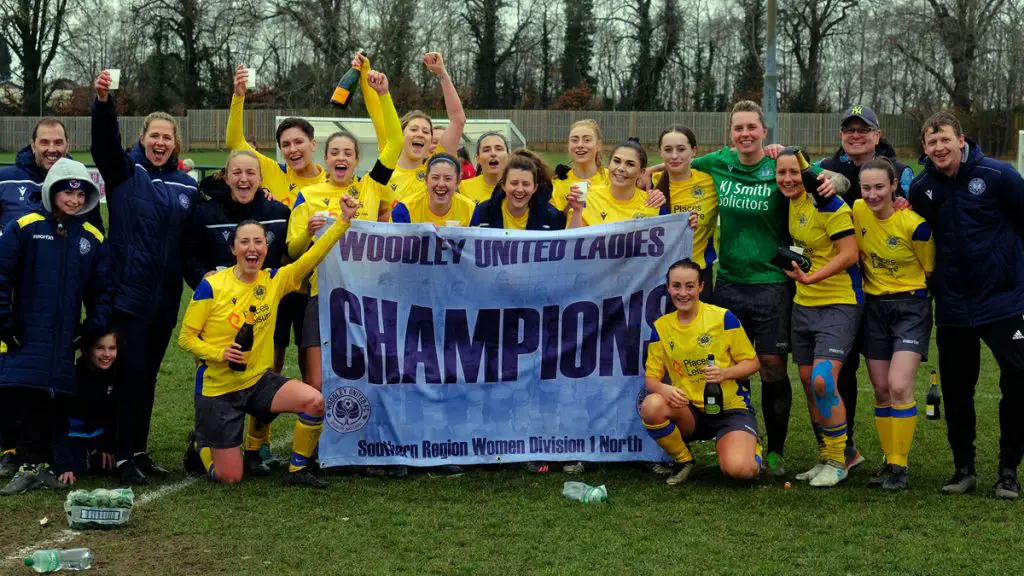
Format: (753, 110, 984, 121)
(764, 0, 778, 144)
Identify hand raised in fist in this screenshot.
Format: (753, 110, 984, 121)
(339, 194, 360, 222)
(367, 70, 389, 96)
(423, 52, 447, 77)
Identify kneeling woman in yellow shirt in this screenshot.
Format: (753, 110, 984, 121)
(777, 148, 860, 488)
(390, 153, 476, 226)
(178, 196, 359, 488)
(641, 259, 762, 485)
(565, 138, 669, 228)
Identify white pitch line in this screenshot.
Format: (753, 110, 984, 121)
(3, 432, 294, 565)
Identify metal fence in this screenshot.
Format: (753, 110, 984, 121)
(0, 109, 973, 156)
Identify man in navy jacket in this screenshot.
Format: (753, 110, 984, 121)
(0, 119, 105, 478)
(908, 111, 1024, 500)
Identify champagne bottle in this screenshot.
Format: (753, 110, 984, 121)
(704, 354, 723, 416)
(926, 370, 941, 420)
(228, 305, 257, 372)
(329, 51, 366, 109)
(794, 148, 828, 207)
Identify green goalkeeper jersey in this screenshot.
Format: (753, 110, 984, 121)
(691, 147, 789, 285)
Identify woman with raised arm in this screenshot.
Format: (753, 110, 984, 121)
(90, 70, 199, 485)
(179, 197, 359, 487)
(387, 53, 467, 204)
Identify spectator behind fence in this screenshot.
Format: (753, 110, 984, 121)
(90, 70, 199, 485)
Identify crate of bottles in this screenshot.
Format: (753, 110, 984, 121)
(64, 488, 134, 529)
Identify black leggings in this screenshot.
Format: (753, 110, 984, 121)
(114, 307, 178, 462)
(7, 387, 68, 465)
(936, 316, 1024, 472)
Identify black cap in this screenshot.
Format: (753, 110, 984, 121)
(840, 105, 879, 130)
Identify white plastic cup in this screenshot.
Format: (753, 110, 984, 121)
(576, 181, 589, 204)
(244, 67, 256, 91)
(107, 69, 121, 91)
(445, 220, 461, 227)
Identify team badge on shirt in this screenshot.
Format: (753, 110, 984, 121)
(697, 332, 712, 347)
(325, 387, 371, 433)
(692, 186, 705, 199)
(348, 186, 359, 199)
(798, 213, 809, 227)
(266, 231, 276, 245)
(968, 178, 986, 196)
(178, 193, 191, 209)
(758, 165, 774, 179)
(254, 285, 266, 300)
(886, 235, 900, 249)
(79, 238, 91, 255)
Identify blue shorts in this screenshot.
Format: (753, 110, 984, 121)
(685, 406, 759, 442)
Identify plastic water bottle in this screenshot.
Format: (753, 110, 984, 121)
(24, 548, 93, 572)
(562, 481, 608, 504)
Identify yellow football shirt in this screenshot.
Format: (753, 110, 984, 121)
(287, 178, 388, 297)
(390, 192, 475, 227)
(388, 145, 449, 205)
(645, 303, 757, 413)
(653, 170, 718, 269)
(551, 167, 611, 212)
(501, 200, 529, 230)
(459, 176, 497, 206)
(851, 200, 935, 296)
(571, 187, 664, 227)
(179, 218, 351, 397)
(789, 193, 862, 307)
(226, 94, 326, 208)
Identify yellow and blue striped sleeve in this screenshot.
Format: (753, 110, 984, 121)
(287, 194, 314, 260)
(178, 279, 222, 362)
(909, 218, 936, 275)
(723, 310, 756, 363)
(822, 198, 854, 240)
(645, 325, 667, 379)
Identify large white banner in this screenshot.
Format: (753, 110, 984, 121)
(317, 215, 693, 467)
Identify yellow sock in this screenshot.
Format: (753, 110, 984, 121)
(195, 440, 215, 478)
(874, 405, 893, 460)
(889, 403, 918, 467)
(821, 422, 847, 464)
(643, 420, 694, 463)
(244, 416, 271, 452)
(289, 412, 323, 472)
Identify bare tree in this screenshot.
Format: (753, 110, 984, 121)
(893, 0, 1006, 112)
(780, 0, 856, 111)
(461, 0, 534, 107)
(0, 0, 78, 114)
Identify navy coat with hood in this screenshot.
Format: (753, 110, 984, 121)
(0, 146, 105, 235)
(470, 181, 566, 230)
(908, 138, 1024, 328)
(183, 172, 291, 290)
(0, 158, 112, 396)
(90, 98, 198, 320)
